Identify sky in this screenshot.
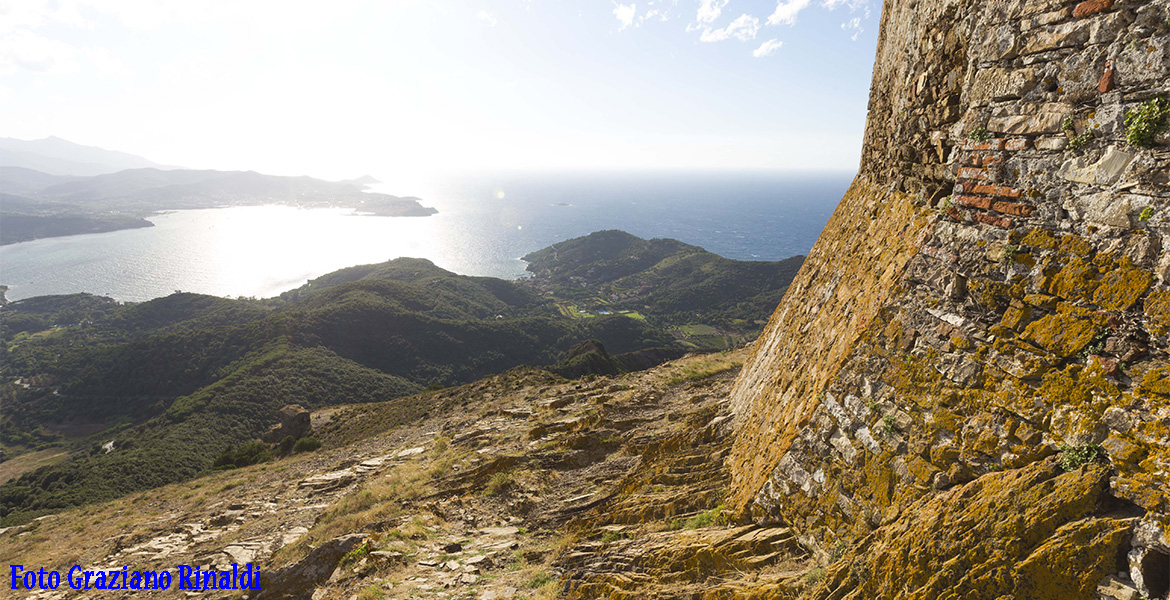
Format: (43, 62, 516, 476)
(0, 0, 881, 183)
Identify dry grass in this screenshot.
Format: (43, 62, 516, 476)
(661, 352, 743, 386)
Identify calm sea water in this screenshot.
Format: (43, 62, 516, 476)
(0, 171, 851, 302)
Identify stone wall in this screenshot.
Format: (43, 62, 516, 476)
(729, 0, 1170, 595)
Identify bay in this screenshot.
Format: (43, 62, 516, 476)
(0, 170, 850, 302)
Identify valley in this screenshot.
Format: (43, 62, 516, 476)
(0, 232, 803, 526)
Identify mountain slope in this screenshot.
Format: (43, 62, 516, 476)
(0, 165, 436, 244)
(0, 136, 174, 176)
(0, 232, 800, 523)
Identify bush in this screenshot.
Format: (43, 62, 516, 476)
(484, 471, 513, 496)
(277, 435, 296, 456)
(292, 437, 322, 454)
(212, 442, 271, 469)
(1125, 96, 1169, 148)
(1058, 443, 1105, 471)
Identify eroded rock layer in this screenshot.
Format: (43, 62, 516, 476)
(729, 0, 1170, 596)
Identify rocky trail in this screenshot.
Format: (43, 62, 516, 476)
(0, 350, 816, 600)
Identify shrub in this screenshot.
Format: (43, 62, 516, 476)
(1058, 443, 1105, 471)
(292, 437, 322, 453)
(484, 471, 513, 496)
(339, 540, 371, 567)
(276, 435, 296, 456)
(1067, 129, 1092, 152)
(212, 442, 271, 469)
(1125, 96, 1169, 148)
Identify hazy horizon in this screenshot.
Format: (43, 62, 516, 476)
(1, 1, 880, 182)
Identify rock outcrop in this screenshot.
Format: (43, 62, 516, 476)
(729, 0, 1170, 595)
(262, 404, 312, 443)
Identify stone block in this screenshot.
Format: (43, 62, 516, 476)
(971, 67, 1037, 104)
(1022, 20, 1092, 54)
(988, 112, 1066, 135)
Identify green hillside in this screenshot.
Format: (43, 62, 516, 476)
(0, 231, 801, 524)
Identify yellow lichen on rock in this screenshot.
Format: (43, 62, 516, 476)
(1144, 289, 1170, 337)
(1092, 259, 1153, 312)
(1021, 305, 1101, 358)
(803, 460, 1120, 600)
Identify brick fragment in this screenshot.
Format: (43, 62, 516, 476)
(956, 183, 1021, 198)
(992, 201, 1035, 217)
(957, 167, 992, 181)
(955, 195, 992, 210)
(962, 139, 1005, 151)
(1005, 138, 1031, 151)
(972, 212, 1013, 228)
(946, 206, 966, 221)
(1098, 60, 1115, 93)
(1073, 0, 1113, 18)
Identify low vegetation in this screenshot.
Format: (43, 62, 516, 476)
(1, 232, 797, 524)
(1058, 443, 1105, 471)
(1125, 96, 1169, 148)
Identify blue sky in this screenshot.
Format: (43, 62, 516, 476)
(0, 1, 880, 182)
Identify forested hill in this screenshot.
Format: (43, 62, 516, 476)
(0, 232, 801, 524)
(523, 230, 805, 327)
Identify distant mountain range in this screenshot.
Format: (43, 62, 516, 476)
(0, 136, 175, 177)
(0, 138, 435, 245)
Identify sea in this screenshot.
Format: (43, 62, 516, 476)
(0, 171, 852, 303)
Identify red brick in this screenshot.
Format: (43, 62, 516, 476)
(1098, 60, 1115, 93)
(962, 139, 1005, 151)
(1005, 138, 1031, 151)
(946, 206, 966, 221)
(1073, 0, 1113, 18)
(969, 184, 1021, 198)
(958, 167, 992, 181)
(972, 212, 1013, 228)
(956, 195, 992, 210)
(992, 201, 1035, 217)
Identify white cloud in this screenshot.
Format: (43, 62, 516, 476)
(766, 0, 812, 26)
(696, 0, 729, 23)
(699, 14, 759, 42)
(0, 30, 79, 75)
(822, 0, 870, 13)
(752, 38, 783, 57)
(841, 17, 862, 40)
(86, 46, 133, 80)
(613, 3, 636, 30)
(477, 10, 498, 27)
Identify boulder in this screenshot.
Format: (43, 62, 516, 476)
(262, 404, 312, 443)
(256, 533, 365, 599)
